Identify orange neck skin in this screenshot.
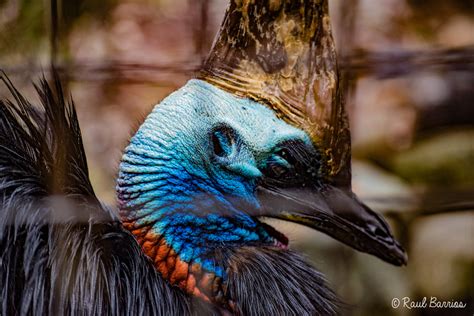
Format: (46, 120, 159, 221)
(123, 221, 225, 303)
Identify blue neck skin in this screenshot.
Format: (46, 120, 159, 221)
(117, 79, 310, 279)
(118, 153, 273, 277)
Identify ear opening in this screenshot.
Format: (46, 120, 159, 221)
(211, 125, 236, 158)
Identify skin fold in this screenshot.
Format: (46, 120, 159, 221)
(0, 73, 403, 315)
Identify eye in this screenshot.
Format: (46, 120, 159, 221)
(211, 125, 235, 158)
(277, 148, 290, 161)
(268, 163, 287, 178)
(265, 149, 292, 178)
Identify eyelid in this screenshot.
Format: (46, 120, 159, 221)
(269, 153, 292, 168)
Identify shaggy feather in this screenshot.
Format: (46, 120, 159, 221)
(0, 71, 217, 315)
(227, 247, 339, 316)
(0, 72, 339, 315)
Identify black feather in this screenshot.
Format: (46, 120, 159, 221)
(0, 71, 340, 315)
(227, 247, 339, 316)
(0, 71, 217, 315)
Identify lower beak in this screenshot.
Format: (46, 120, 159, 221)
(257, 184, 408, 266)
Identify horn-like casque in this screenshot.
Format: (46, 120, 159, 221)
(199, 0, 350, 187)
(199, 0, 407, 266)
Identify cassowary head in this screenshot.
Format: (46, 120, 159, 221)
(117, 0, 407, 311)
(117, 79, 406, 304)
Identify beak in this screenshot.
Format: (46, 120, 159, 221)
(257, 141, 407, 266)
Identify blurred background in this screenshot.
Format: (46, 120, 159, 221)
(0, 0, 473, 315)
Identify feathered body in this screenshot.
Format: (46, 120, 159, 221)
(1, 0, 408, 313)
(0, 73, 338, 315)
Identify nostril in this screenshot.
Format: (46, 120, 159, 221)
(368, 223, 390, 240)
(375, 227, 387, 238)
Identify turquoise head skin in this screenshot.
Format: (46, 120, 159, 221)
(117, 79, 312, 283)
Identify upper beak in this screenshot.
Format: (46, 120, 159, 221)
(256, 141, 407, 266)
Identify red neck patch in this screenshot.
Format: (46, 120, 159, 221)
(122, 221, 226, 303)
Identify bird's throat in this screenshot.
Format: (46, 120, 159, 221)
(122, 220, 225, 303)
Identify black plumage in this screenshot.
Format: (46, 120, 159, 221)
(0, 72, 215, 315)
(0, 72, 338, 315)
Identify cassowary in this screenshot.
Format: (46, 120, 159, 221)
(1, 0, 407, 314)
(0, 72, 405, 315)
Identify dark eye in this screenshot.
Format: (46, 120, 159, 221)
(265, 148, 292, 178)
(211, 125, 235, 157)
(277, 148, 298, 166)
(268, 163, 287, 178)
(278, 148, 289, 160)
